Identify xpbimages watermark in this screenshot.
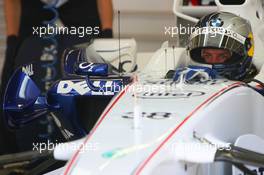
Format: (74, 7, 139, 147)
(32, 140, 100, 153)
(164, 24, 200, 38)
(164, 24, 244, 43)
(32, 24, 100, 37)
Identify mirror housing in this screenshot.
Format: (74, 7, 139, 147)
(3, 64, 49, 129)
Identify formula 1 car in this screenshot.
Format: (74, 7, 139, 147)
(2, 0, 264, 175)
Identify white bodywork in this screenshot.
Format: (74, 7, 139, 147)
(46, 0, 264, 174)
(92, 39, 137, 73)
(57, 78, 264, 175)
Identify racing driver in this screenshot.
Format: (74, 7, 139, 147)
(173, 11, 264, 92)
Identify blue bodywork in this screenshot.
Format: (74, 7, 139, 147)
(3, 62, 131, 140)
(3, 69, 49, 128)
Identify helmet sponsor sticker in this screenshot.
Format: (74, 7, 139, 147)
(209, 18, 224, 27)
(190, 27, 246, 44)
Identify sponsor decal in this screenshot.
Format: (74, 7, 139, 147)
(209, 18, 224, 27)
(79, 62, 94, 72)
(136, 90, 205, 99)
(122, 112, 173, 120)
(22, 64, 34, 76)
(143, 79, 174, 86)
(57, 80, 90, 95)
(144, 79, 228, 86)
(56, 80, 120, 95)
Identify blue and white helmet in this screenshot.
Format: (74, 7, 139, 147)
(188, 12, 255, 80)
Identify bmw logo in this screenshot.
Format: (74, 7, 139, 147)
(209, 18, 224, 27)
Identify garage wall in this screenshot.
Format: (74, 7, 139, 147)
(112, 0, 177, 52)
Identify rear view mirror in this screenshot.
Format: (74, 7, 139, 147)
(63, 47, 109, 76)
(3, 63, 49, 129)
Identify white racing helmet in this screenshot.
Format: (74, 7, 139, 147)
(188, 12, 255, 80)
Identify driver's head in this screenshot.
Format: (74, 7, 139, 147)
(188, 12, 254, 80)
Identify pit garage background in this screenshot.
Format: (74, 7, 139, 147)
(0, 0, 177, 77)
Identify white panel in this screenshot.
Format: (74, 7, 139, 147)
(113, 0, 174, 13)
(112, 0, 176, 52)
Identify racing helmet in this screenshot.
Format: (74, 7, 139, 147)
(188, 12, 254, 80)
